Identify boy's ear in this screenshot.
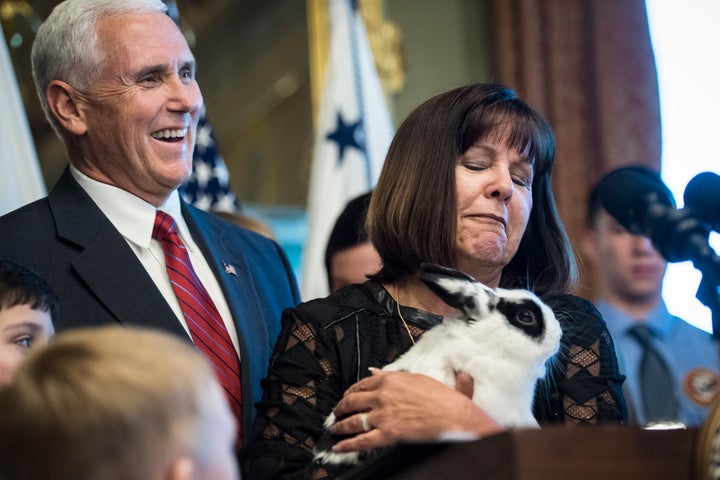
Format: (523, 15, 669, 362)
(164, 456, 194, 480)
(45, 80, 89, 136)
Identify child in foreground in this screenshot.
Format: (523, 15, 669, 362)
(0, 325, 240, 480)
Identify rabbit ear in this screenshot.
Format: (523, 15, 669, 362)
(419, 263, 494, 319)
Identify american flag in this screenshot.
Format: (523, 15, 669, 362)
(180, 107, 242, 213)
(164, 0, 242, 213)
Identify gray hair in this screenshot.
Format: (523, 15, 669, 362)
(31, 0, 168, 139)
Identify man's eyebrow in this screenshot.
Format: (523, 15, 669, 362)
(134, 64, 165, 77)
(180, 59, 197, 71)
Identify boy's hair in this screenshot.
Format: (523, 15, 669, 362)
(0, 258, 59, 320)
(0, 325, 225, 480)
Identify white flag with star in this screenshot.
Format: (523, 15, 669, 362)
(301, 0, 394, 300)
(0, 23, 46, 216)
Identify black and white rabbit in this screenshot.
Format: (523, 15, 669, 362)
(314, 262, 563, 466)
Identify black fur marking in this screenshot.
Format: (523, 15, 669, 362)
(419, 263, 483, 322)
(495, 298, 545, 338)
(419, 276, 477, 319)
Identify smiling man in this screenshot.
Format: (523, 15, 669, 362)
(0, 0, 300, 453)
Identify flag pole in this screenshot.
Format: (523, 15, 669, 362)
(306, 0, 330, 129)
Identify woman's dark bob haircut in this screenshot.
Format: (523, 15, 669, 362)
(367, 83, 577, 294)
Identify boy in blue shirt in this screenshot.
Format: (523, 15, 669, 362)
(582, 166, 720, 426)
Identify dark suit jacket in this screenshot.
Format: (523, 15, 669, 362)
(0, 167, 300, 443)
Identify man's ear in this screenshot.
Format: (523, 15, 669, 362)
(46, 80, 88, 136)
(164, 456, 195, 480)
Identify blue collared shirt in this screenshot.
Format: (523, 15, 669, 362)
(598, 300, 720, 426)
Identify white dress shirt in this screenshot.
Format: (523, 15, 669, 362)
(69, 165, 240, 355)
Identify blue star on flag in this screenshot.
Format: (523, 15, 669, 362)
(326, 111, 365, 163)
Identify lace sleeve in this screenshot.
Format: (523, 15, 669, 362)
(240, 308, 349, 480)
(534, 293, 628, 424)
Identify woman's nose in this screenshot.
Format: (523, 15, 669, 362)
(487, 167, 514, 201)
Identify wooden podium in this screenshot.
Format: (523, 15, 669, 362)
(342, 426, 699, 480)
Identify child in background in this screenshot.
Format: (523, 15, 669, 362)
(0, 258, 57, 386)
(0, 325, 239, 480)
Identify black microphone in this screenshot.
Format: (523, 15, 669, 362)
(597, 166, 712, 263)
(684, 171, 720, 232)
(597, 166, 675, 234)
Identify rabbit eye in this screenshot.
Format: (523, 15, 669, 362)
(496, 298, 545, 338)
(515, 309, 537, 326)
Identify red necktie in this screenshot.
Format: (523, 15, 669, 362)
(152, 211, 243, 443)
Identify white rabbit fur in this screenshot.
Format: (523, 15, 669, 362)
(314, 263, 562, 466)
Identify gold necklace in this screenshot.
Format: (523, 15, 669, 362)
(395, 283, 416, 345)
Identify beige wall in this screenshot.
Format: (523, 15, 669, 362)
(386, 0, 492, 122)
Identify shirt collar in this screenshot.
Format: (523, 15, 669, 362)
(597, 299, 674, 338)
(70, 165, 194, 251)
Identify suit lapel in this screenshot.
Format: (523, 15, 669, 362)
(72, 223, 188, 336)
(49, 169, 189, 338)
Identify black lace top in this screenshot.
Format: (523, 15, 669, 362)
(240, 281, 627, 479)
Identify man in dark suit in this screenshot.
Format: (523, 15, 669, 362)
(0, 0, 300, 448)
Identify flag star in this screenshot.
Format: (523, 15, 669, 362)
(196, 194, 213, 211)
(326, 111, 365, 163)
(195, 124, 214, 151)
(194, 161, 213, 185)
(215, 194, 239, 212)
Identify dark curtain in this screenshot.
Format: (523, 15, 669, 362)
(491, 0, 661, 298)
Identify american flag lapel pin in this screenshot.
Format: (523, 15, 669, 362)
(222, 261, 237, 276)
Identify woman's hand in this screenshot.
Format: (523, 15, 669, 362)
(329, 368, 504, 453)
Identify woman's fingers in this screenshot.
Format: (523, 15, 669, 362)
(333, 390, 375, 420)
(330, 411, 372, 436)
(332, 428, 390, 453)
(342, 367, 385, 396)
(330, 370, 502, 454)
